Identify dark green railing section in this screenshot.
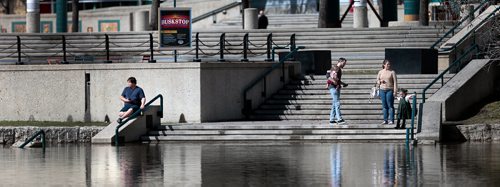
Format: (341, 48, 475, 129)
(422, 44, 480, 103)
(422, 5, 500, 103)
(430, 0, 493, 50)
(192, 2, 241, 23)
(242, 46, 305, 117)
(115, 94, 163, 146)
(19, 130, 45, 149)
(406, 92, 418, 144)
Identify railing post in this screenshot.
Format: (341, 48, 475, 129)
(16, 36, 23, 65)
(281, 59, 285, 82)
(104, 34, 112, 63)
(149, 33, 156, 63)
(290, 34, 296, 52)
(61, 35, 69, 64)
(241, 33, 249, 62)
(174, 50, 177, 62)
(193, 32, 201, 62)
(218, 33, 226, 62)
(289, 34, 296, 60)
(265, 33, 273, 61)
(410, 92, 417, 140)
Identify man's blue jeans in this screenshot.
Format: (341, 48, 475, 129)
(380, 89, 394, 123)
(329, 86, 342, 121)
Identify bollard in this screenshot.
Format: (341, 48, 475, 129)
(193, 32, 201, 62)
(16, 36, 24, 65)
(265, 33, 273, 61)
(61, 35, 68, 64)
(241, 33, 249, 62)
(148, 33, 156, 63)
(218, 33, 226, 62)
(104, 34, 112, 63)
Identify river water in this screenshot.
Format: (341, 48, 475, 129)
(1, 142, 499, 186)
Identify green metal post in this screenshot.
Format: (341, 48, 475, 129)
(411, 92, 417, 140)
(56, 0, 68, 32)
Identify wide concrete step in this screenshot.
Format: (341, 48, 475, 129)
(247, 115, 416, 122)
(284, 84, 442, 90)
(141, 134, 407, 141)
(264, 99, 426, 105)
(156, 123, 402, 130)
(147, 129, 404, 136)
(259, 104, 382, 110)
(269, 94, 432, 100)
(253, 109, 385, 115)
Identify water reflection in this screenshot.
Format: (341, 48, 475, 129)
(1, 143, 500, 186)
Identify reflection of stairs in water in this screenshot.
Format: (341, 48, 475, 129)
(141, 121, 409, 142)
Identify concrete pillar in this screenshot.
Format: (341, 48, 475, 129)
(353, 0, 368, 28)
(133, 10, 149, 31)
(243, 8, 258, 30)
(404, 0, 419, 21)
(26, 0, 40, 33)
(56, 0, 68, 33)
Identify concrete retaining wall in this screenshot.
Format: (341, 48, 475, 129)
(0, 62, 299, 123)
(200, 62, 299, 121)
(456, 124, 500, 142)
(419, 59, 500, 142)
(0, 126, 104, 145)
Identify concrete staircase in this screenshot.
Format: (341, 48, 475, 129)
(210, 13, 353, 29)
(249, 74, 453, 123)
(141, 121, 409, 142)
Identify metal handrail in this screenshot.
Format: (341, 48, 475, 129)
(242, 46, 305, 116)
(19, 130, 45, 149)
(406, 92, 418, 143)
(422, 44, 479, 103)
(192, 1, 241, 23)
(114, 94, 163, 146)
(431, 1, 496, 49)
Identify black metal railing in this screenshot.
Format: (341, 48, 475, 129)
(115, 94, 163, 146)
(19, 130, 46, 149)
(0, 32, 296, 64)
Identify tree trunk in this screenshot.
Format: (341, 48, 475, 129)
(318, 0, 340, 28)
(72, 0, 79, 32)
(291, 0, 297, 14)
(150, 0, 160, 30)
(419, 0, 429, 26)
(0, 0, 10, 14)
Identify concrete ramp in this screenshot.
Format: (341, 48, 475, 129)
(92, 106, 162, 144)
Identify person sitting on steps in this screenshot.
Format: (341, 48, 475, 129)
(117, 77, 146, 123)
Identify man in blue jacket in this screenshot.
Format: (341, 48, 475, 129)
(117, 77, 146, 123)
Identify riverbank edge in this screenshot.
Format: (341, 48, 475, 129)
(0, 126, 105, 146)
(455, 124, 500, 142)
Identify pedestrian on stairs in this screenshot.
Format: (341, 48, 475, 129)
(258, 10, 269, 29)
(377, 60, 398, 125)
(117, 77, 146, 123)
(328, 58, 348, 124)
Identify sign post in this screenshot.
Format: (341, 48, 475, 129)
(158, 7, 192, 62)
